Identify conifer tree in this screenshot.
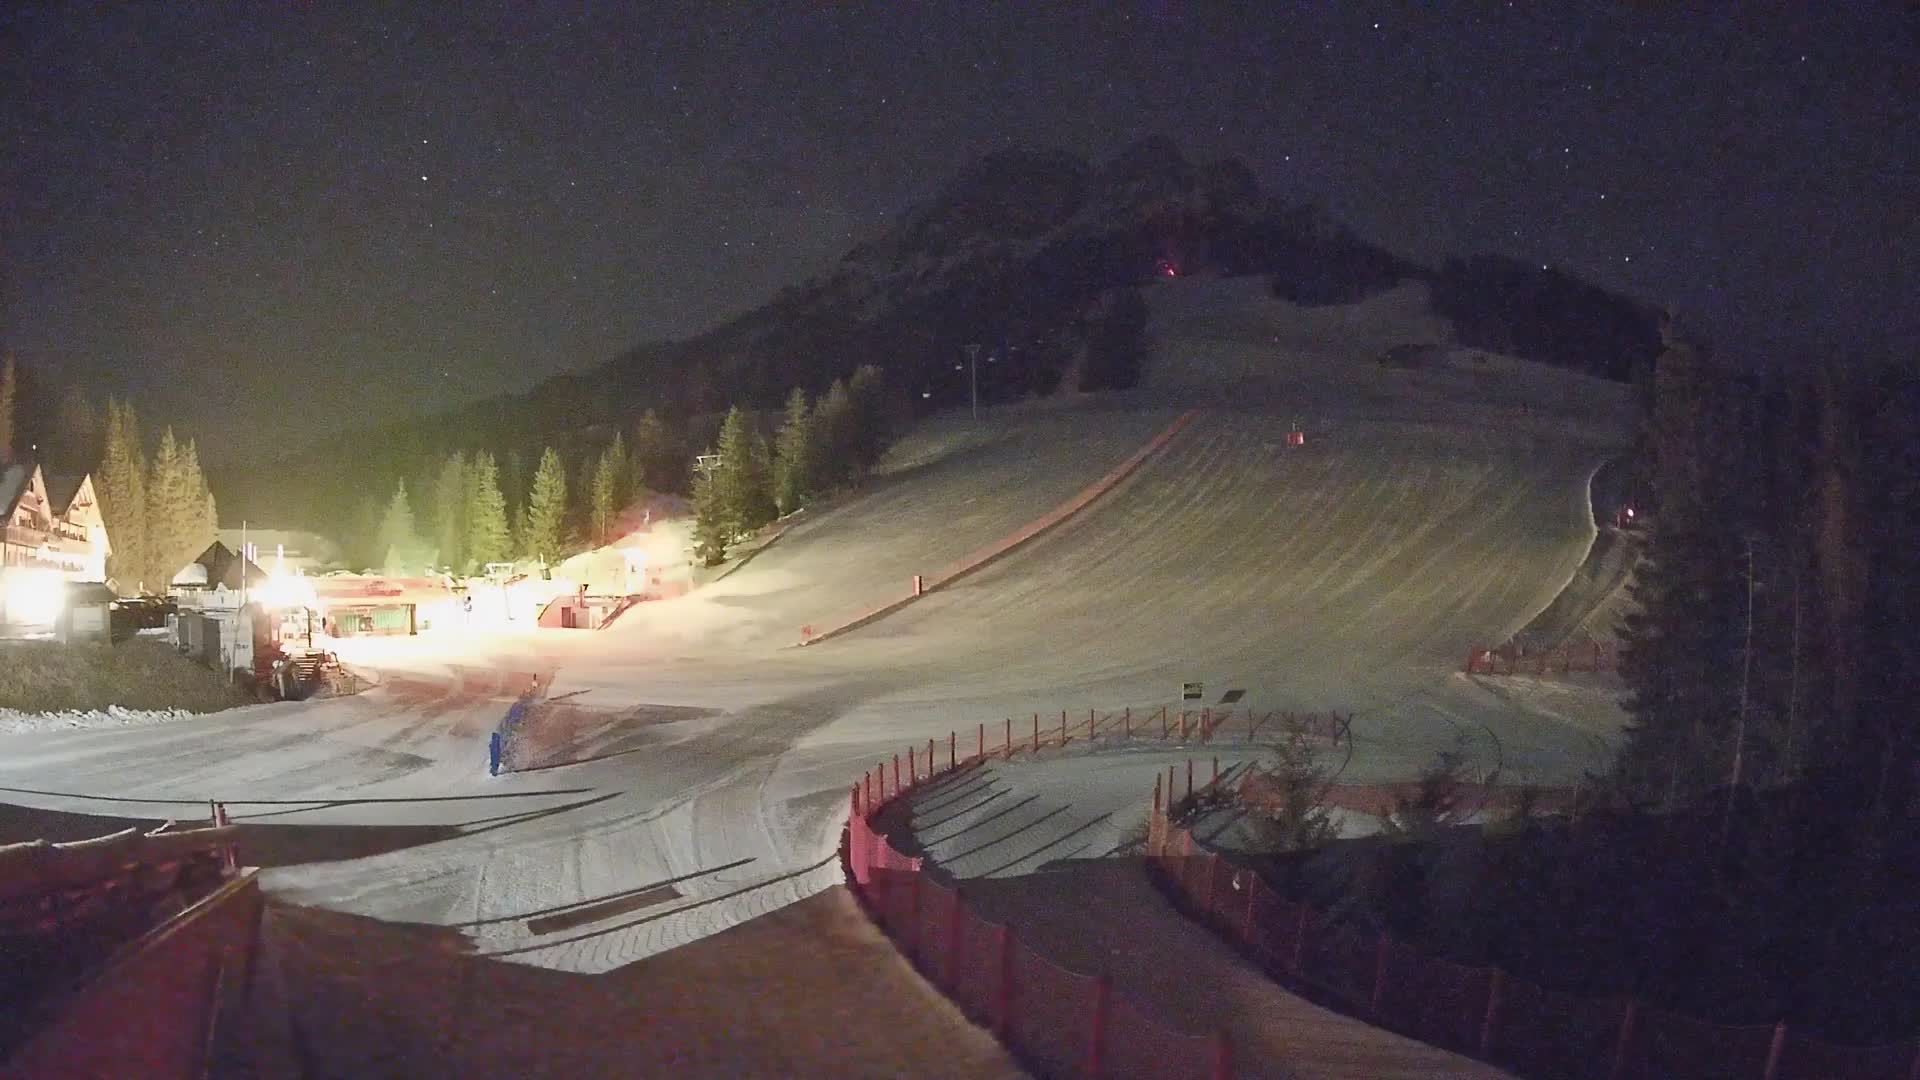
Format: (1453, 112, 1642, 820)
(431, 452, 468, 573)
(0, 353, 17, 462)
(378, 480, 421, 574)
(630, 409, 681, 493)
(51, 385, 99, 475)
(714, 406, 775, 537)
(846, 364, 891, 469)
(773, 388, 819, 514)
(1617, 333, 1748, 806)
(590, 432, 628, 543)
(465, 451, 511, 570)
(179, 438, 217, 561)
(97, 399, 148, 594)
(691, 460, 728, 566)
(815, 377, 855, 486)
(145, 427, 187, 588)
(522, 447, 569, 563)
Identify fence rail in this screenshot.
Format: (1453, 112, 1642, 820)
(1466, 641, 1619, 677)
(844, 724, 1237, 1079)
(1147, 766, 1920, 1080)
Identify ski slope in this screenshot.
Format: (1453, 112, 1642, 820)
(0, 276, 1633, 1073)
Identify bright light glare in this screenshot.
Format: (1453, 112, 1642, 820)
(2, 569, 67, 624)
(259, 571, 318, 610)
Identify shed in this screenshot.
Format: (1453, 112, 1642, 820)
(56, 582, 117, 644)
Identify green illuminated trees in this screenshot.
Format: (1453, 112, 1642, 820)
(522, 447, 569, 564)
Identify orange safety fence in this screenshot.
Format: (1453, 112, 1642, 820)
(844, 727, 1232, 1079)
(966, 705, 1349, 761)
(801, 410, 1199, 647)
(1146, 765, 1920, 1080)
(1466, 641, 1620, 677)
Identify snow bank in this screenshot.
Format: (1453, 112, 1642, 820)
(0, 705, 202, 735)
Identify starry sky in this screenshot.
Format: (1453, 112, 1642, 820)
(2, 3, 1913, 461)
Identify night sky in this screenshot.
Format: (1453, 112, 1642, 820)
(3, 3, 1912, 461)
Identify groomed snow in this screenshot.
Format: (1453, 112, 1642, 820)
(0, 274, 1631, 1074)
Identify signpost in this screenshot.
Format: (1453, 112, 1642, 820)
(1182, 681, 1204, 701)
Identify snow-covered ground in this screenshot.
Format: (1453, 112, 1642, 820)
(0, 275, 1633, 1071)
(0, 705, 205, 735)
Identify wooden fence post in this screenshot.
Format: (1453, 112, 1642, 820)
(1123, 706, 1131, 738)
(1371, 932, 1391, 1018)
(1005, 717, 1013, 760)
(1212, 756, 1219, 784)
(1291, 903, 1309, 974)
(996, 924, 1015, 1040)
(909, 870, 924, 964)
(1032, 712, 1040, 753)
(909, 745, 917, 785)
(893, 754, 901, 793)
(1607, 999, 1637, 1080)
(1060, 708, 1068, 745)
(978, 722, 985, 760)
(949, 731, 956, 770)
(1210, 1031, 1233, 1080)
(928, 737, 936, 778)
(945, 892, 964, 994)
(1086, 975, 1111, 1077)
(1480, 968, 1506, 1057)
(1760, 1020, 1787, 1080)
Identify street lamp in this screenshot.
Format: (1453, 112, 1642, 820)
(963, 343, 981, 421)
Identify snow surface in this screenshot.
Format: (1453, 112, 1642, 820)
(0, 275, 1631, 1072)
(0, 705, 204, 735)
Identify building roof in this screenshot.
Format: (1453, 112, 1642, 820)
(65, 581, 118, 605)
(177, 541, 269, 590)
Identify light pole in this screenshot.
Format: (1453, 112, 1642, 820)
(963, 343, 981, 421)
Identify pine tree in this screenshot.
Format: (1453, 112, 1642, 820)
(522, 447, 569, 563)
(431, 452, 468, 573)
(466, 451, 511, 570)
(846, 364, 893, 470)
(631, 409, 682, 493)
(377, 480, 421, 574)
(590, 432, 628, 543)
(691, 460, 729, 566)
(0, 354, 17, 462)
(1616, 334, 1749, 806)
(815, 378, 855, 487)
(145, 427, 188, 588)
(179, 438, 217, 562)
(97, 399, 148, 594)
(714, 406, 775, 538)
(50, 385, 99, 475)
(773, 388, 819, 514)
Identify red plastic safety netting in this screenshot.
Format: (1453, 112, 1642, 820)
(1625, 1007, 1778, 1080)
(1007, 937, 1095, 1077)
(1295, 915, 1376, 1010)
(949, 905, 1005, 1028)
(911, 876, 961, 987)
(1772, 1032, 1920, 1080)
(1490, 975, 1622, 1080)
(1102, 987, 1221, 1080)
(1375, 941, 1490, 1054)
